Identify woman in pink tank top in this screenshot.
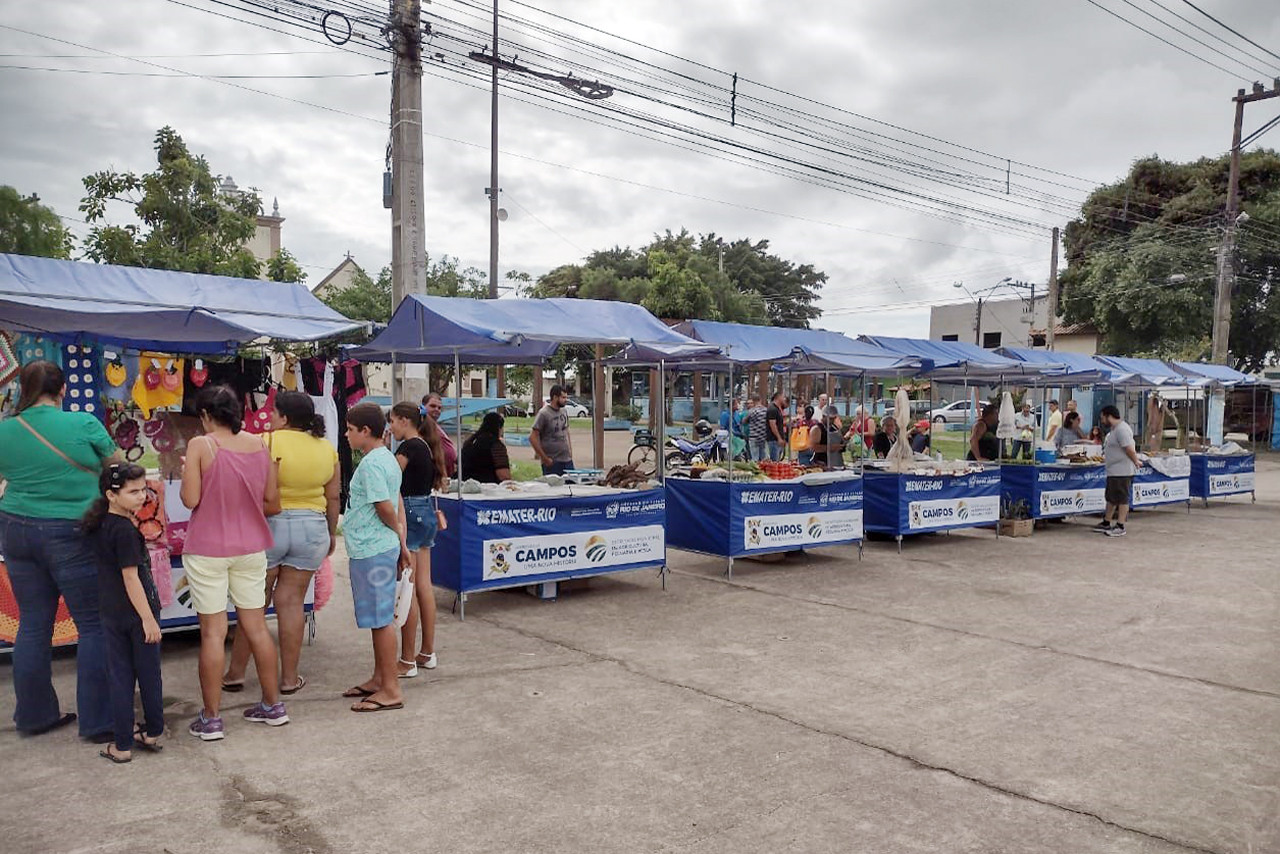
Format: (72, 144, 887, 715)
(180, 385, 288, 741)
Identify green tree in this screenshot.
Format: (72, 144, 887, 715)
(320, 265, 393, 324)
(1061, 151, 1280, 370)
(79, 126, 264, 277)
(0, 187, 73, 258)
(266, 248, 306, 283)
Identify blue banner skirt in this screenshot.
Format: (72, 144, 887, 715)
(433, 489, 667, 594)
(665, 477, 864, 558)
(1131, 468, 1191, 509)
(1189, 453, 1255, 500)
(863, 468, 1002, 537)
(1002, 464, 1106, 519)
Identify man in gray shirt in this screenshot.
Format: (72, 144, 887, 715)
(531, 384, 574, 475)
(1094, 405, 1143, 537)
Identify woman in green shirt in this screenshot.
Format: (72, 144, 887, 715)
(0, 360, 120, 739)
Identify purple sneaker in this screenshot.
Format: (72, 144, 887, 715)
(243, 702, 290, 727)
(188, 712, 225, 741)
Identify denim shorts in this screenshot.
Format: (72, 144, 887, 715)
(265, 510, 330, 571)
(348, 546, 399, 629)
(403, 496, 439, 551)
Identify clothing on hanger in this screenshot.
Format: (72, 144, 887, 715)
(13, 334, 60, 367)
(181, 357, 269, 415)
(294, 361, 339, 448)
(340, 359, 367, 406)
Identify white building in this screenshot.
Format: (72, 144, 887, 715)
(929, 296, 1101, 354)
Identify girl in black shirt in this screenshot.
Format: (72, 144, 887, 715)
(460, 412, 512, 483)
(388, 403, 448, 677)
(83, 463, 164, 763)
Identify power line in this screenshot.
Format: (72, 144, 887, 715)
(1175, 0, 1280, 66)
(1108, 0, 1275, 78)
(1143, 0, 1280, 74)
(1081, 0, 1256, 79)
(0, 64, 387, 79)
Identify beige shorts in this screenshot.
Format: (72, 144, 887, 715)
(182, 552, 269, 614)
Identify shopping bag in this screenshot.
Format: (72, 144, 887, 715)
(393, 568, 415, 628)
(789, 424, 811, 453)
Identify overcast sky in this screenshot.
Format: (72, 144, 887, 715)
(2, 0, 1277, 337)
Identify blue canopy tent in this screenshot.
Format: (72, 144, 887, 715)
(1169, 361, 1254, 386)
(858, 335, 1046, 382)
(0, 253, 362, 352)
(997, 346, 1123, 386)
(1093, 356, 1186, 387)
(349, 294, 716, 364)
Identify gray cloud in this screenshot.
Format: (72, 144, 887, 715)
(2, 0, 1276, 331)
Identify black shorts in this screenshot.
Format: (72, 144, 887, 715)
(1105, 475, 1133, 506)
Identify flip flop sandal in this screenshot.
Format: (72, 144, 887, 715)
(351, 699, 404, 713)
(341, 685, 375, 698)
(221, 680, 245, 693)
(280, 675, 306, 695)
(133, 725, 163, 752)
(100, 746, 132, 764)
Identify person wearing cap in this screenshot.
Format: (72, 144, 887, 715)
(808, 405, 845, 469)
(1013, 401, 1036, 460)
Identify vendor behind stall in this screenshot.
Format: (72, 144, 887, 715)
(1054, 410, 1087, 451)
(872, 416, 899, 459)
(967, 403, 1000, 461)
(460, 412, 512, 483)
(809, 405, 845, 469)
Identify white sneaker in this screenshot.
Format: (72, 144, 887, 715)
(418, 653, 438, 670)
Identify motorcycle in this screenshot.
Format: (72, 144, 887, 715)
(664, 420, 730, 468)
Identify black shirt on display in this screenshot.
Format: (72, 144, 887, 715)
(93, 514, 160, 622)
(395, 436, 437, 497)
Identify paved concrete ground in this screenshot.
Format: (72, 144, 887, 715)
(3, 460, 1279, 854)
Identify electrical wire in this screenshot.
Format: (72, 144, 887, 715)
(1175, 0, 1280, 66)
(0, 64, 387, 79)
(1081, 0, 1256, 79)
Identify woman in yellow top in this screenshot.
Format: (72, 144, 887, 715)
(223, 391, 339, 696)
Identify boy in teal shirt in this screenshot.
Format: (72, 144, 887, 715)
(341, 403, 410, 713)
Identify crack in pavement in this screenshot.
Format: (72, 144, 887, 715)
(221, 771, 334, 854)
(672, 568, 1280, 701)
(473, 612, 1227, 854)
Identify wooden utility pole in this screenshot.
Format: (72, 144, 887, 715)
(1213, 81, 1280, 366)
(389, 0, 426, 401)
(1045, 226, 1060, 350)
(488, 0, 505, 400)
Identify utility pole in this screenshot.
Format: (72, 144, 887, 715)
(1212, 80, 1280, 366)
(1046, 226, 1060, 351)
(488, 0, 505, 401)
(389, 0, 426, 401)
(974, 297, 984, 346)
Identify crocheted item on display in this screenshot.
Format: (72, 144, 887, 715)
(0, 331, 18, 388)
(61, 343, 104, 421)
(131, 353, 184, 418)
(243, 386, 277, 434)
(0, 560, 80, 647)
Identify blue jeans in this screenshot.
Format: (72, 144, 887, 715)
(0, 511, 110, 736)
(767, 440, 783, 461)
(542, 460, 573, 476)
(749, 439, 768, 462)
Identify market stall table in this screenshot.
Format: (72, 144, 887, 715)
(1132, 456, 1192, 511)
(432, 484, 667, 618)
(1000, 462, 1107, 519)
(863, 465, 1002, 549)
(1189, 453, 1256, 505)
(664, 471, 864, 574)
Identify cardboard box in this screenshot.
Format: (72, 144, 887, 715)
(999, 518, 1034, 538)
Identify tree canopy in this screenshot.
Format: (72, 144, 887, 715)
(524, 229, 824, 327)
(0, 187, 73, 259)
(79, 126, 279, 279)
(1061, 150, 1280, 370)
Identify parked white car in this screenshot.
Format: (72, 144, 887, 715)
(545, 398, 590, 418)
(926, 400, 973, 424)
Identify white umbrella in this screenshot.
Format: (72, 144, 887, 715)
(996, 391, 1017, 440)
